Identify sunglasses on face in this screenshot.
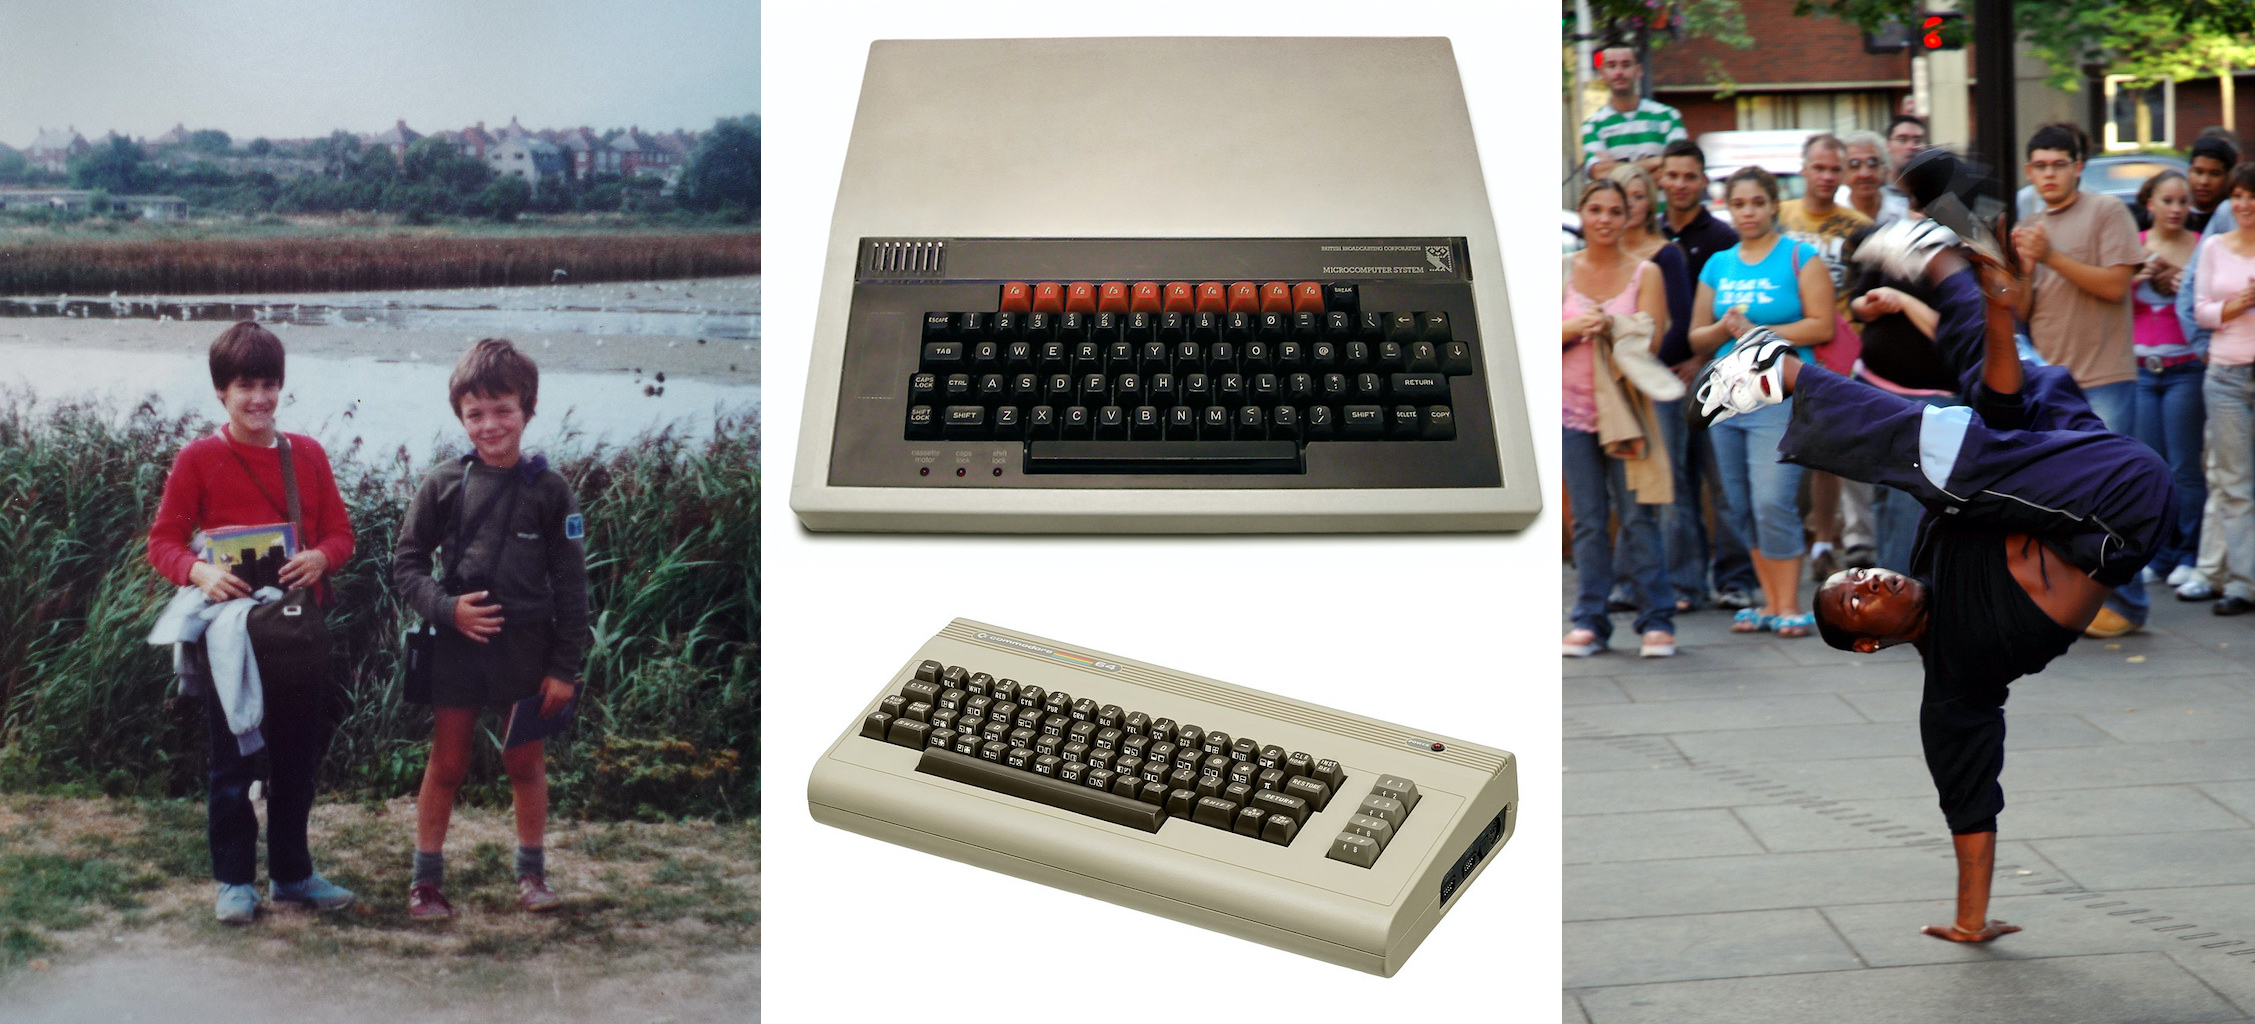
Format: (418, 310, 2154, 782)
(1846, 158, 1886, 169)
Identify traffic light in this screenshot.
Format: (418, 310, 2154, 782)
(1917, 11, 1965, 51)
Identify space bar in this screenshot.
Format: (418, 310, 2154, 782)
(916, 748, 1167, 832)
(1023, 441, 1303, 473)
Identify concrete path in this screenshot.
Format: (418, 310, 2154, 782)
(1566, 569, 2255, 1024)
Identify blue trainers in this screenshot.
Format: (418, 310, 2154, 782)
(215, 882, 260, 924)
(271, 872, 356, 910)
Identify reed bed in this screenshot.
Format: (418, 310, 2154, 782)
(0, 390, 757, 821)
(0, 233, 760, 296)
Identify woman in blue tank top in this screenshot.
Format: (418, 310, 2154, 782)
(1687, 165, 1836, 637)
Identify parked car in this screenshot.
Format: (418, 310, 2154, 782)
(2081, 153, 2187, 201)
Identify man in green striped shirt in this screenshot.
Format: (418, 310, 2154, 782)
(1581, 47, 1687, 180)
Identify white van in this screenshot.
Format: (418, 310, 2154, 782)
(1696, 129, 1819, 207)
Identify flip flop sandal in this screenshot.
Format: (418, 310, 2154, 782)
(1774, 612, 1816, 638)
(1730, 608, 1775, 633)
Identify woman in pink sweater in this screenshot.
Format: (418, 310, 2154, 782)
(2193, 165, 2255, 613)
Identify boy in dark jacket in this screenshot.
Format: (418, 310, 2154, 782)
(392, 338, 591, 919)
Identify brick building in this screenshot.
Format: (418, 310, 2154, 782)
(1646, 0, 1934, 139)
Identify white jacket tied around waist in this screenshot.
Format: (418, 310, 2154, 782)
(148, 585, 284, 756)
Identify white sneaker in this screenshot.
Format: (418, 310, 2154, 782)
(2167, 565, 2196, 587)
(1562, 629, 1604, 658)
(1689, 328, 1793, 427)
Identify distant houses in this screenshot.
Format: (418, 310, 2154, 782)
(9, 115, 712, 213)
(26, 127, 90, 174)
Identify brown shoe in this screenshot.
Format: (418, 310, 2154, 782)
(518, 875, 561, 912)
(408, 882, 454, 921)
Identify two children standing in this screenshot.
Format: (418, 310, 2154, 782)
(146, 325, 590, 924)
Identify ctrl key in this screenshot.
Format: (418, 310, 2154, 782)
(1327, 832, 1382, 868)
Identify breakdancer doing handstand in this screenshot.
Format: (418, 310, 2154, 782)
(1690, 217, 2173, 943)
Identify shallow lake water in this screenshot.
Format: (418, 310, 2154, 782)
(0, 277, 760, 343)
(0, 277, 759, 461)
(1, 344, 755, 464)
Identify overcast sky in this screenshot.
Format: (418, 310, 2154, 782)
(0, 0, 758, 146)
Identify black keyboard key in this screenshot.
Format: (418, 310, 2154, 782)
(924, 341, 965, 370)
(1390, 405, 1421, 439)
(944, 374, 974, 402)
(1088, 313, 1121, 343)
(862, 711, 893, 740)
(1095, 406, 1127, 440)
(1314, 759, 1347, 792)
(1385, 312, 1418, 344)
(1061, 406, 1092, 439)
(1423, 405, 1456, 440)
(1020, 315, 1051, 343)
(1026, 405, 1058, 440)
(1235, 406, 1264, 439)
(1166, 788, 1199, 820)
(888, 718, 932, 748)
(943, 406, 988, 439)
(1005, 341, 1034, 369)
(955, 311, 987, 338)
(1420, 311, 1453, 344)
(914, 660, 943, 683)
(1324, 283, 1358, 314)
(1114, 373, 1144, 405)
(1165, 406, 1197, 439)
(1038, 341, 1069, 371)
(993, 405, 1023, 439)
(1200, 406, 1232, 440)
(1319, 373, 1350, 402)
(906, 405, 938, 439)
(1193, 796, 1240, 829)
(1022, 440, 1305, 474)
(1304, 405, 1335, 440)
(1234, 805, 1268, 837)
(910, 372, 940, 404)
(1251, 789, 1310, 825)
(1270, 405, 1300, 441)
(978, 374, 1007, 403)
(1054, 313, 1086, 343)
(1148, 372, 1177, 405)
(990, 312, 1021, 342)
(1406, 341, 1440, 373)
(918, 748, 1165, 832)
(972, 341, 1002, 368)
(1440, 341, 1474, 376)
(1130, 405, 1161, 439)
(1261, 813, 1299, 845)
(923, 312, 955, 340)
(1283, 774, 1333, 811)
(1342, 405, 1384, 439)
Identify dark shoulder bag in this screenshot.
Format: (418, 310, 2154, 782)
(242, 435, 332, 695)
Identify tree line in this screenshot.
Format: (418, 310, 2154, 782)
(0, 115, 758, 225)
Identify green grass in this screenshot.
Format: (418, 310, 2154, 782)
(0, 391, 758, 820)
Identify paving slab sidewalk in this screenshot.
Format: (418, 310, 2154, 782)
(1566, 568, 2255, 1024)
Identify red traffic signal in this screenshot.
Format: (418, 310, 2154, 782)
(1918, 11, 1964, 51)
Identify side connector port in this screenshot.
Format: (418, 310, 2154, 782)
(1439, 804, 1509, 905)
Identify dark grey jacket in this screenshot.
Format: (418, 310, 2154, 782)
(393, 455, 591, 680)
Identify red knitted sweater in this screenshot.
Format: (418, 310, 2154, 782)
(147, 426, 355, 602)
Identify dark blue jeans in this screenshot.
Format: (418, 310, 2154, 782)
(2132, 361, 2206, 573)
(204, 658, 329, 887)
(1565, 427, 1673, 640)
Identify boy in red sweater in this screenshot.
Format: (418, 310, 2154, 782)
(146, 322, 357, 924)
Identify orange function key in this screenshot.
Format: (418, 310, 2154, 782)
(1032, 282, 1065, 314)
(1227, 281, 1261, 314)
(1259, 282, 1292, 314)
(999, 282, 1033, 314)
(1097, 281, 1131, 313)
(1065, 282, 1099, 314)
(1195, 282, 1228, 313)
(1163, 282, 1196, 313)
(1130, 282, 1163, 313)
(1293, 282, 1326, 314)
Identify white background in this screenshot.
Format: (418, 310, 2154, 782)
(759, 0, 1562, 1013)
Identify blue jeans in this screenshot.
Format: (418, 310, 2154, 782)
(1867, 391, 1961, 573)
(2083, 379, 2150, 624)
(1623, 397, 1753, 606)
(1564, 427, 1673, 640)
(2133, 362, 2206, 573)
(2204, 364, 2255, 600)
(1707, 399, 1806, 560)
